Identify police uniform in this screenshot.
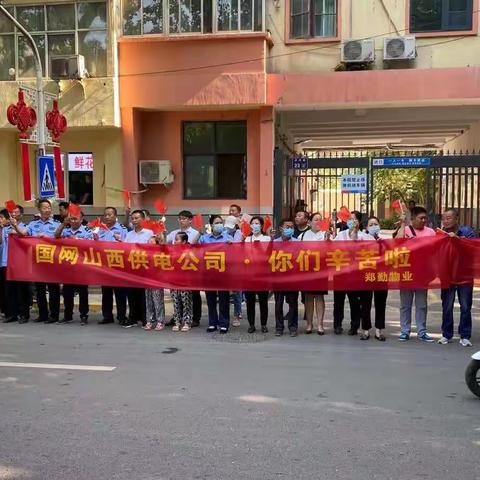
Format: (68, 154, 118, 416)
(60, 225, 93, 324)
(2, 223, 31, 323)
(26, 218, 61, 323)
(97, 222, 129, 325)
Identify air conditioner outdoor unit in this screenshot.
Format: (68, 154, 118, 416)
(384, 36, 416, 60)
(341, 39, 375, 63)
(139, 160, 175, 185)
(50, 55, 86, 80)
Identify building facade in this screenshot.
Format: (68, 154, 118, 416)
(2, 1, 480, 217)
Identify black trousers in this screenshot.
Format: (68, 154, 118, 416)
(0, 267, 7, 315)
(192, 290, 202, 323)
(101, 286, 127, 322)
(5, 280, 31, 320)
(245, 291, 268, 327)
(361, 290, 388, 330)
(333, 291, 361, 330)
(128, 288, 145, 324)
(274, 291, 298, 332)
(62, 284, 89, 320)
(35, 282, 60, 321)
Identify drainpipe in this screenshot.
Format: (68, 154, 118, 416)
(0, 4, 46, 155)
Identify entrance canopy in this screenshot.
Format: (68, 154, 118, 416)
(277, 105, 480, 151)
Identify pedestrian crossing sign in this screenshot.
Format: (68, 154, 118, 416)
(38, 156, 56, 197)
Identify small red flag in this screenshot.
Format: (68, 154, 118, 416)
(154, 199, 167, 215)
(263, 215, 272, 232)
(240, 220, 252, 237)
(436, 228, 449, 236)
(318, 217, 331, 232)
(192, 213, 203, 231)
(68, 203, 82, 217)
(122, 190, 131, 207)
(391, 199, 402, 210)
(4, 200, 17, 213)
(87, 217, 108, 230)
(141, 219, 165, 235)
(338, 206, 351, 222)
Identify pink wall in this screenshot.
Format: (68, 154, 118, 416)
(137, 109, 273, 213)
(267, 67, 480, 107)
(119, 35, 267, 109)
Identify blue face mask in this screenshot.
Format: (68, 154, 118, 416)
(213, 223, 224, 234)
(368, 225, 380, 236)
(283, 227, 294, 238)
(346, 219, 354, 230)
(251, 224, 262, 234)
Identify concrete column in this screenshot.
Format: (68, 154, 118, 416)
(259, 106, 274, 215)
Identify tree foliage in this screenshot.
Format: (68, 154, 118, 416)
(372, 168, 426, 205)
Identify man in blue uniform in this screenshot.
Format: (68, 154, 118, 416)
(55, 210, 93, 325)
(11, 198, 61, 323)
(94, 207, 129, 325)
(1, 205, 31, 323)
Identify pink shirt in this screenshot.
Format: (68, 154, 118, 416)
(405, 226, 436, 238)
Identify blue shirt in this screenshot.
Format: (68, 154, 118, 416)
(98, 222, 127, 242)
(456, 225, 476, 238)
(26, 218, 60, 238)
(61, 225, 93, 240)
(199, 232, 231, 244)
(166, 227, 200, 244)
(2, 223, 25, 267)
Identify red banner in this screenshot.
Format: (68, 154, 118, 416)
(8, 236, 472, 291)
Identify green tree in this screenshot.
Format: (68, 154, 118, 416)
(372, 168, 427, 205)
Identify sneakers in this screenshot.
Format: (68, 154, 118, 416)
(123, 320, 137, 329)
(418, 333, 434, 343)
(460, 338, 473, 347)
(80, 317, 88, 326)
(437, 336, 451, 345)
(143, 322, 154, 330)
(232, 315, 241, 327)
(398, 333, 410, 342)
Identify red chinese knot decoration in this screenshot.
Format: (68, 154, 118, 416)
(7, 90, 37, 139)
(7, 90, 37, 200)
(46, 100, 67, 199)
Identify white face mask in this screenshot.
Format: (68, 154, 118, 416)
(368, 225, 380, 236)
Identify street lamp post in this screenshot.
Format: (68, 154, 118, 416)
(0, 4, 46, 155)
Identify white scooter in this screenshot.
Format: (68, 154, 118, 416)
(465, 351, 480, 398)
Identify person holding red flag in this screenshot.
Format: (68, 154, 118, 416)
(11, 198, 61, 324)
(55, 207, 92, 325)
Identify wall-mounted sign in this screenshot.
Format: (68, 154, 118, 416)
(68, 152, 93, 171)
(341, 174, 368, 194)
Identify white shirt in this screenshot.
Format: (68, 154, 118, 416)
(244, 234, 271, 243)
(334, 230, 374, 241)
(125, 228, 154, 244)
(300, 230, 326, 241)
(166, 226, 200, 244)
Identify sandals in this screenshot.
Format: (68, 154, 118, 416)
(375, 334, 386, 342)
(360, 333, 370, 341)
(305, 328, 313, 335)
(317, 329, 325, 336)
(143, 322, 154, 330)
(154, 323, 165, 331)
(181, 324, 191, 332)
(172, 325, 180, 332)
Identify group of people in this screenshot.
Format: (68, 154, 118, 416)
(0, 199, 475, 347)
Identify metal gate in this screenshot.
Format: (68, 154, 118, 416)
(275, 150, 480, 231)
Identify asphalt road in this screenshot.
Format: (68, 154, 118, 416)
(0, 291, 479, 480)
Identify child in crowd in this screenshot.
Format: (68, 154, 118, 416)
(170, 232, 193, 332)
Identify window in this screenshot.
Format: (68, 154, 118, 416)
(290, 0, 337, 39)
(68, 152, 94, 205)
(410, 0, 473, 33)
(0, 2, 107, 81)
(183, 122, 247, 199)
(122, 0, 263, 35)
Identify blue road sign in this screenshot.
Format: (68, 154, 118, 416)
(38, 156, 56, 197)
(292, 156, 309, 169)
(372, 157, 431, 167)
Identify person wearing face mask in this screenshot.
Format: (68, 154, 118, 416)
(243, 216, 271, 333)
(200, 215, 231, 334)
(300, 213, 329, 334)
(333, 211, 374, 337)
(360, 216, 389, 341)
(273, 219, 299, 337)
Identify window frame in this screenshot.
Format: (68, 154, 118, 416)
(121, 0, 265, 36)
(0, 1, 108, 81)
(182, 120, 247, 200)
(286, 0, 340, 44)
(407, 0, 478, 37)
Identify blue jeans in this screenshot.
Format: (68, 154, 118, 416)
(206, 291, 230, 329)
(399, 289, 427, 337)
(441, 284, 473, 340)
(231, 291, 242, 317)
